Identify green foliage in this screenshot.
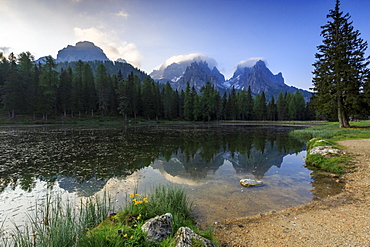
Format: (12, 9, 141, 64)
(294, 120, 369, 174)
(292, 121, 370, 140)
(78, 185, 201, 247)
(0, 53, 310, 122)
(3, 192, 113, 247)
(312, 0, 370, 128)
(1, 186, 201, 246)
(146, 185, 194, 229)
(305, 137, 348, 174)
(305, 154, 346, 174)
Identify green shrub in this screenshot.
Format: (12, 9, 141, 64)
(305, 153, 346, 174)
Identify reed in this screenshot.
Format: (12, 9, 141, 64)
(2, 186, 214, 246)
(2, 192, 113, 247)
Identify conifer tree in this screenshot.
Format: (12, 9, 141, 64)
(312, 0, 369, 127)
(82, 63, 97, 115)
(38, 56, 59, 119)
(72, 60, 84, 116)
(245, 86, 254, 120)
(227, 87, 237, 120)
(163, 82, 174, 120)
(277, 92, 287, 121)
(58, 67, 73, 117)
(254, 91, 267, 120)
(184, 83, 195, 121)
(3, 53, 22, 118)
(95, 63, 110, 115)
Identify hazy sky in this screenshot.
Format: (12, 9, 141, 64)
(1, 0, 370, 90)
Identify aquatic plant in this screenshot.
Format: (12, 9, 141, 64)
(2, 192, 113, 247)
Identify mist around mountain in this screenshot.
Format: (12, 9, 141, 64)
(221, 60, 311, 101)
(35, 41, 310, 100)
(151, 55, 311, 101)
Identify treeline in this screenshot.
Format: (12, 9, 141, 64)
(0, 52, 314, 121)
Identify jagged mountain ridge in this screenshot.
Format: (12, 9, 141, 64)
(221, 60, 311, 101)
(56, 41, 109, 62)
(170, 61, 225, 92)
(152, 58, 311, 101)
(36, 41, 311, 100)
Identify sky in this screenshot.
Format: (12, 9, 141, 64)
(1, 0, 370, 91)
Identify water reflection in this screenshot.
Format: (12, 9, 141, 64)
(0, 124, 343, 226)
(0, 125, 303, 193)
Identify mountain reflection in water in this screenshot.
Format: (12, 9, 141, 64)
(0, 124, 343, 226)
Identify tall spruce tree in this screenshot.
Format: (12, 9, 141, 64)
(95, 64, 110, 116)
(39, 56, 59, 119)
(312, 0, 369, 127)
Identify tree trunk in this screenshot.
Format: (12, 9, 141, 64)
(338, 97, 350, 128)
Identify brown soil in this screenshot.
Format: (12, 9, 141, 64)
(214, 139, 370, 246)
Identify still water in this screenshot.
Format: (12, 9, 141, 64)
(0, 124, 342, 232)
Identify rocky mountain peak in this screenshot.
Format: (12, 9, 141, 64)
(172, 61, 225, 92)
(56, 41, 109, 62)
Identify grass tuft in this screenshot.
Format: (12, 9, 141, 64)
(292, 121, 370, 140)
(305, 153, 347, 174)
(79, 185, 215, 246)
(2, 192, 113, 247)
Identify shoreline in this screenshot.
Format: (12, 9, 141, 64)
(214, 139, 370, 246)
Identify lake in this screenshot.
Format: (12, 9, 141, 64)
(0, 124, 343, 233)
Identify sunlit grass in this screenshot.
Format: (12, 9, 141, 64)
(79, 185, 215, 247)
(305, 153, 347, 174)
(292, 121, 370, 175)
(292, 120, 370, 140)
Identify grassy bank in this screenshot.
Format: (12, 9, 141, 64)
(1, 186, 215, 247)
(292, 120, 370, 174)
(291, 121, 370, 140)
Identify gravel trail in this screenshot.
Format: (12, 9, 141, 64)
(214, 139, 370, 247)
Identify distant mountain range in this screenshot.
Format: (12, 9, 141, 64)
(37, 41, 311, 100)
(150, 55, 311, 101)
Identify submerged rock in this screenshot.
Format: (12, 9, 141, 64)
(240, 178, 263, 187)
(174, 227, 216, 247)
(141, 213, 173, 242)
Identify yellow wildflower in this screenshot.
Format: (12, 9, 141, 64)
(130, 236, 134, 239)
(129, 194, 134, 198)
(135, 200, 143, 205)
(134, 224, 137, 227)
(123, 234, 127, 237)
(137, 215, 141, 220)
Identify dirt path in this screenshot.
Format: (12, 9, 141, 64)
(214, 139, 370, 246)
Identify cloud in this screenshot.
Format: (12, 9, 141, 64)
(237, 57, 266, 68)
(115, 10, 129, 18)
(161, 53, 218, 70)
(0, 47, 11, 54)
(74, 27, 142, 67)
